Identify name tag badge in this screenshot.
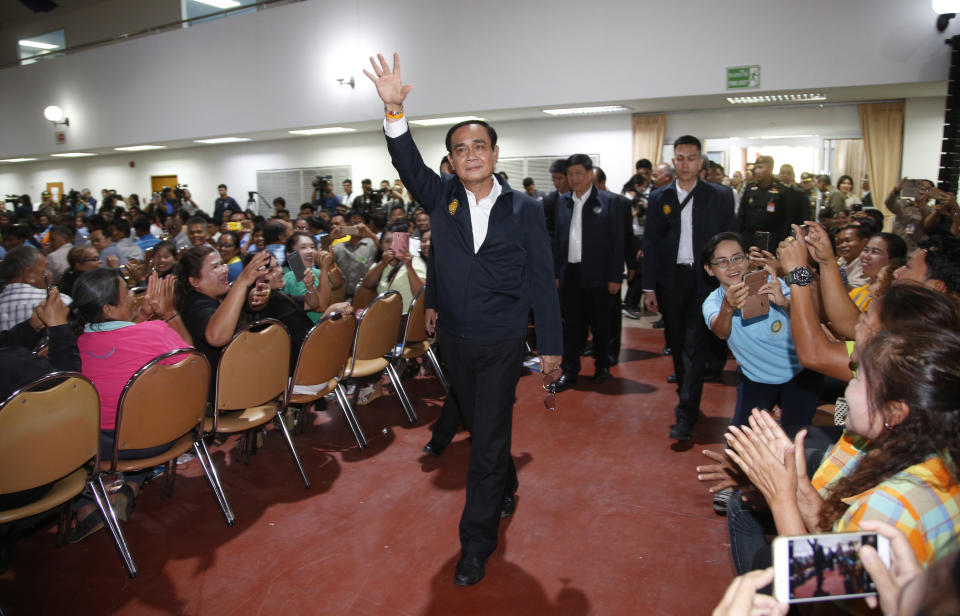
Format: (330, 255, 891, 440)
(906, 223, 916, 235)
(592, 205, 602, 215)
(766, 201, 776, 213)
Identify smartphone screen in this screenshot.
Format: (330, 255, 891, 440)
(754, 231, 771, 252)
(340, 225, 359, 236)
(773, 532, 889, 604)
(286, 251, 306, 282)
(227, 221, 243, 231)
(43, 273, 51, 298)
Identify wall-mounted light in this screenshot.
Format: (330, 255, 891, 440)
(934, 0, 960, 31)
(43, 105, 69, 126)
(337, 76, 355, 89)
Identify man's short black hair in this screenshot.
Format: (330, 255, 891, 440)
(673, 135, 702, 152)
(348, 209, 370, 224)
(273, 196, 286, 207)
(263, 219, 286, 245)
(922, 234, 960, 294)
(444, 120, 498, 153)
(593, 167, 607, 183)
(522, 177, 535, 188)
(343, 179, 352, 185)
(50, 225, 73, 241)
(635, 158, 652, 170)
(113, 218, 132, 237)
(390, 204, 406, 214)
(133, 217, 151, 234)
(370, 212, 387, 231)
(840, 224, 871, 242)
(218, 183, 227, 190)
(566, 153, 593, 171)
(817, 174, 832, 185)
(361, 178, 372, 185)
(549, 159, 568, 175)
(186, 216, 207, 228)
(2, 224, 30, 241)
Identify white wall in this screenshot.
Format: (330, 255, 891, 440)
(0, 0, 955, 159)
(0, 114, 634, 214)
(902, 96, 947, 182)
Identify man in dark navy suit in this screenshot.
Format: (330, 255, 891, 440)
(548, 154, 626, 391)
(365, 53, 562, 587)
(642, 135, 737, 441)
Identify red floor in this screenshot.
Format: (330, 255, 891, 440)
(1, 326, 739, 615)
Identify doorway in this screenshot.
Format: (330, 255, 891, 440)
(151, 175, 178, 196)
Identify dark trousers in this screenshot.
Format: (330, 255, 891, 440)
(732, 368, 824, 427)
(430, 327, 461, 447)
(437, 327, 525, 560)
(659, 266, 709, 425)
(560, 264, 612, 375)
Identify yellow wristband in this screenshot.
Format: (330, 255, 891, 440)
(385, 109, 404, 120)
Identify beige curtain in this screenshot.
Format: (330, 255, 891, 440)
(859, 102, 905, 225)
(832, 139, 867, 198)
(632, 114, 667, 166)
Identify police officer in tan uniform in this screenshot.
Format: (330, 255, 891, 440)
(738, 155, 807, 248)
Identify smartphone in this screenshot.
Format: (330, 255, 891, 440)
(340, 225, 359, 235)
(320, 234, 333, 250)
(43, 273, 52, 298)
(741, 270, 770, 319)
(901, 179, 923, 200)
(408, 237, 421, 258)
(791, 224, 811, 240)
(227, 221, 243, 231)
(754, 231, 771, 253)
(286, 250, 306, 282)
(392, 231, 410, 259)
(773, 532, 890, 604)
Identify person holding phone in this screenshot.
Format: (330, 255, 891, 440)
(702, 232, 822, 428)
(360, 229, 426, 313)
(218, 230, 244, 283)
(724, 326, 960, 569)
(282, 231, 342, 322)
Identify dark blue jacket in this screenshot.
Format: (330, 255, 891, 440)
(386, 129, 561, 354)
(551, 186, 627, 288)
(642, 180, 738, 299)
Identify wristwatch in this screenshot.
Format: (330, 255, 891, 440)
(784, 266, 814, 287)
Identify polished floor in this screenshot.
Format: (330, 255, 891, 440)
(1, 319, 739, 615)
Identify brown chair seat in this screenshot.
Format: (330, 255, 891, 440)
(203, 403, 278, 433)
(401, 340, 430, 360)
(99, 433, 195, 474)
(0, 467, 86, 524)
(342, 357, 389, 379)
(289, 377, 338, 405)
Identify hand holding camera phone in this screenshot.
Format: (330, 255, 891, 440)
(740, 270, 770, 319)
(773, 532, 890, 604)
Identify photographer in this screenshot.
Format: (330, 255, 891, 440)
(311, 177, 341, 214)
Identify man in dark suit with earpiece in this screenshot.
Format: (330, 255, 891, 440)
(642, 135, 737, 441)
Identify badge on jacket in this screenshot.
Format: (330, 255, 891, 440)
(448, 199, 459, 215)
(663, 204, 672, 216)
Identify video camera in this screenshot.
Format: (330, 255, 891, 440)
(173, 184, 189, 201)
(4, 194, 19, 205)
(312, 175, 333, 189)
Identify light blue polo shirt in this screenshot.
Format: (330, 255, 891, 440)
(702, 277, 802, 384)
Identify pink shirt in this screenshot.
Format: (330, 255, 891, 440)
(78, 320, 190, 429)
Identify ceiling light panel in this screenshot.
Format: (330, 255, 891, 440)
(726, 93, 827, 105)
(409, 116, 485, 126)
(18, 39, 59, 50)
(114, 145, 167, 151)
(50, 152, 97, 157)
(192, 0, 241, 9)
(193, 137, 251, 144)
(288, 127, 357, 136)
(542, 105, 630, 116)
(0, 158, 38, 163)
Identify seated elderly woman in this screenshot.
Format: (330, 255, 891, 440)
(176, 245, 271, 382)
(724, 325, 960, 572)
(701, 232, 822, 428)
(65, 268, 192, 542)
(360, 229, 426, 313)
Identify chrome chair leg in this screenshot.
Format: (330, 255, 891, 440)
(194, 440, 235, 526)
(274, 408, 311, 489)
(90, 475, 137, 578)
(386, 363, 418, 424)
(335, 384, 368, 449)
(425, 347, 449, 393)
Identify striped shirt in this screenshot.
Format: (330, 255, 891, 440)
(0, 283, 73, 332)
(812, 431, 960, 566)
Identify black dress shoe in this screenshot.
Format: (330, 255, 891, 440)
(546, 372, 577, 394)
(454, 555, 487, 586)
(500, 493, 516, 518)
(666, 373, 678, 384)
(669, 419, 694, 441)
(422, 439, 446, 458)
(607, 354, 619, 366)
(652, 318, 666, 329)
(703, 370, 722, 382)
(663, 346, 672, 356)
(592, 367, 611, 383)
(581, 347, 594, 357)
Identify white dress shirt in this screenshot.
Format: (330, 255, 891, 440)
(676, 180, 697, 265)
(567, 187, 593, 263)
(384, 116, 500, 254)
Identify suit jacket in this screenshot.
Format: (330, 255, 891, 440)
(642, 180, 738, 299)
(386, 128, 561, 354)
(552, 187, 626, 289)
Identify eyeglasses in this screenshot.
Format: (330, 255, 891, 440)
(218, 243, 235, 248)
(710, 253, 746, 269)
(81, 257, 101, 263)
(541, 368, 561, 412)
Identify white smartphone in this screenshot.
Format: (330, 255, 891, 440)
(772, 531, 890, 604)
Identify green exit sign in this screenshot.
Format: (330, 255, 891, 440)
(727, 65, 760, 89)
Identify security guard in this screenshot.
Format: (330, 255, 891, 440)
(799, 171, 820, 219)
(738, 155, 806, 248)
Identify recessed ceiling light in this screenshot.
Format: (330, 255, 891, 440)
(409, 116, 485, 127)
(542, 105, 630, 116)
(193, 137, 251, 144)
(50, 152, 97, 158)
(760, 134, 814, 140)
(192, 0, 241, 8)
(18, 39, 60, 50)
(0, 158, 38, 163)
(288, 127, 357, 136)
(726, 93, 827, 105)
(114, 145, 167, 151)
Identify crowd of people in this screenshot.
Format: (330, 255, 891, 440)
(3, 100, 960, 608)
